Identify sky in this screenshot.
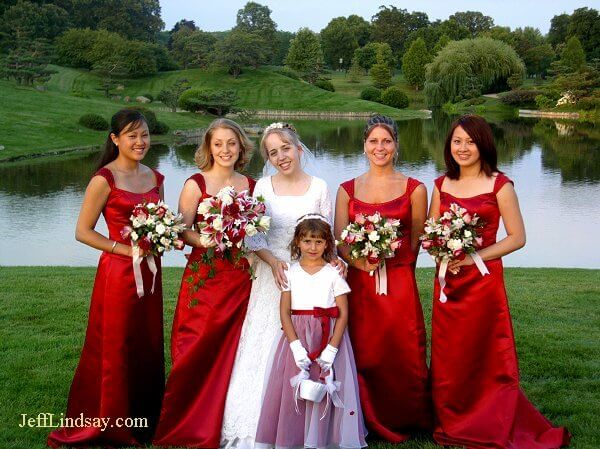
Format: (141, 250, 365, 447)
(159, 0, 599, 34)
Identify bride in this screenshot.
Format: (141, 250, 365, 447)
(221, 123, 345, 448)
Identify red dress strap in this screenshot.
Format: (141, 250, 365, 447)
(152, 169, 165, 188)
(493, 172, 513, 194)
(434, 175, 445, 192)
(246, 176, 256, 195)
(405, 177, 423, 197)
(95, 167, 115, 189)
(188, 173, 206, 195)
(340, 179, 355, 198)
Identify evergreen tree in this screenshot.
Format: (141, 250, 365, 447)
(347, 58, 362, 83)
(370, 47, 392, 88)
(402, 37, 432, 89)
(560, 36, 586, 72)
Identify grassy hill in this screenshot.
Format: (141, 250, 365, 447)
(0, 66, 427, 161)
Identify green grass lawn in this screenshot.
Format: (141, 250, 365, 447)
(0, 66, 428, 161)
(1, 267, 597, 449)
(328, 71, 427, 110)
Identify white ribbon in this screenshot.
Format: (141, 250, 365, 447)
(437, 251, 490, 303)
(290, 369, 310, 415)
(370, 260, 388, 295)
(132, 244, 157, 299)
(320, 368, 344, 420)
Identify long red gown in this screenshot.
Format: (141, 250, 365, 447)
(341, 177, 432, 442)
(431, 173, 570, 448)
(48, 167, 165, 448)
(153, 173, 256, 448)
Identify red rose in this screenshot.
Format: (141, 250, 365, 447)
(138, 236, 152, 252)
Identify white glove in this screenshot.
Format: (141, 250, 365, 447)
(316, 344, 338, 372)
(290, 339, 311, 370)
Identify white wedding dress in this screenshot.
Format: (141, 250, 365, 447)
(221, 176, 333, 449)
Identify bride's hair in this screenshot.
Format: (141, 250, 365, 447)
(289, 214, 335, 262)
(259, 123, 301, 160)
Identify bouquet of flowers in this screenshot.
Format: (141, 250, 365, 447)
(195, 186, 270, 261)
(420, 203, 488, 302)
(121, 201, 185, 255)
(121, 201, 185, 298)
(337, 212, 402, 295)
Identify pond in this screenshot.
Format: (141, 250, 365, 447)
(0, 114, 599, 268)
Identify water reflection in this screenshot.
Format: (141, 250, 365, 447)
(0, 115, 598, 267)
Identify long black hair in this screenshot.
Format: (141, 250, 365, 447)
(96, 109, 148, 170)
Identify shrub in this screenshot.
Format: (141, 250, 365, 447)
(474, 105, 486, 114)
(360, 86, 382, 102)
(153, 121, 170, 134)
(380, 86, 409, 109)
(314, 79, 335, 92)
(535, 95, 555, 110)
(499, 90, 539, 106)
(577, 97, 600, 111)
(78, 113, 109, 131)
(465, 97, 486, 106)
(272, 66, 300, 80)
(178, 89, 239, 116)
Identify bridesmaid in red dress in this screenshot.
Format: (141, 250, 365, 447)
(153, 119, 256, 448)
(334, 115, 432, 442)
(48, 109, 165, 447)
(429, 114, 570, 448)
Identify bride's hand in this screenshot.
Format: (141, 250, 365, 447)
(270, 259, 289, 290)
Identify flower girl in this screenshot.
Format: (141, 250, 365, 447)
(255, 214, 367, 449)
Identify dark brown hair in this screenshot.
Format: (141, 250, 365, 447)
(363, 114, 398, 142)
(443, 114, 500, 180)
(97, 109, 147, 170)
(195, 118, 253, 170)
(290, 215, 336, 262)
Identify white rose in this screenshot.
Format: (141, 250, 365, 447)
(132, 218, 141, 228)
(453, 218, 464, 229)
(160, 237, 170, 246)
(341, 229, 348, 239)
(217, 186, 235, 205)
(258, 216, 271, 229)
(368, 231, 380, 242)
(199, 234, 215, 247)
(464, 230, 472, 238)
(146, 202, 156, 209)
(245, 223, 257, 236)
(130, 231, 139, 241)
(212, 216, 223, 231)
(155, 223, 166, 235)
(447, 238, 463, 251)
(197, 202, 211, 215)
(146, 216, 155, 225)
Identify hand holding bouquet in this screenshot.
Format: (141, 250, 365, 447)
(420, 203, 488, 302)
(121, 201, 185, 298)
(195, 186, 270, 257)
(337, 212, 401, 295)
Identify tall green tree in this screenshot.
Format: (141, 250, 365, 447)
(354, 42, 394, 72)
(559, 36, 586, 72)
(285, 28, 324, 83)
(567, 7, 600, 60)
(235, 1, 277, 63)
(548, 13, 570, 48)
(370, 46, 392, 88)
(1, 37, 55, 85)
(215, 29, 267, 78)
(1, 0, 70, 48)
(346, 15, 372, 47)
(320, 17, 358, 69)
(54, 28, 98, 69)
(448, 11, 494, 37)
(402, 37, 432, 89)
(170, 28, 216, 69)
(272, 30, 294, 66)
(371, 6, 429, 58)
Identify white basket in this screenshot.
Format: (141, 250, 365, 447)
(299, 379, 327, 403)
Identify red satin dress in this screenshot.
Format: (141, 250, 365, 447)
(48, 167, 165, 448)
(431, 173, 570, 448)
(341, 177, 432, 442)
(153, 173, 256, 448)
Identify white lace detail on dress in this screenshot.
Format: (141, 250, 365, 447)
(221, 176, 333, 448)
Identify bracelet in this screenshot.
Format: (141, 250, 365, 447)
(110, 241, 118, 253)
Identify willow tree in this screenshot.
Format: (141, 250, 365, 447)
(424, 37, 525, 107)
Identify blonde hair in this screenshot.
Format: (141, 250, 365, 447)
(194, 118, 253, 170)
(259, 124, 301, 160)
